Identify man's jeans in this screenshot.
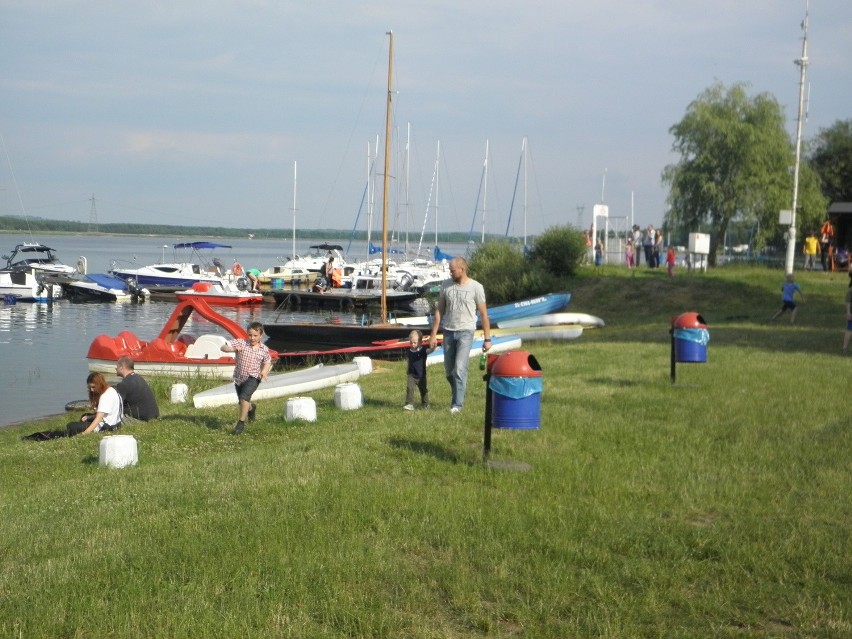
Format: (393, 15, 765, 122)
(442, 329, 474, 408)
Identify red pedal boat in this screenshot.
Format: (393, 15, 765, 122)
(87, 298, 278, 379)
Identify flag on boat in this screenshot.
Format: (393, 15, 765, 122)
(368, 242, 404, 255)
(433, 246, 455, 262)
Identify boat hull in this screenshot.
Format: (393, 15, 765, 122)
(497, 312, 605, 329)
(426, 334, 522, 366)
(174, 291, 263, 305)
(87, 358, 237, 379)
(391, 292, 572, 328)
(491, 325, 583, 341)
(192, 362, 362, 408)
(0, 270, 63, 302)
(264, 322, 414, 352)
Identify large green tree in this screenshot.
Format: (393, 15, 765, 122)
(662, 82, 824, 265)
(808, 118, 852, 202)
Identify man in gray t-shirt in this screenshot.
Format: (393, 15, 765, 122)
(429, 257, 492, 413)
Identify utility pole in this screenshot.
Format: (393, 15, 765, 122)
(88, 194, 98, 233)
(784, 4, 809, 275)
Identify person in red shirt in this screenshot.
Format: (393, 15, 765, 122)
(819, 219, 835, 271)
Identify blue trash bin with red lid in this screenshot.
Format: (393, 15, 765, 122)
(488, 351, 542, 430)
(671, 312, 709, 363)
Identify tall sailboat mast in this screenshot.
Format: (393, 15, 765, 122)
(291, 161, 297, 260)
(784, 4, 810, 275)
(380, 30, 394, 323)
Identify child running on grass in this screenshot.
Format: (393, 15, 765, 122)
(221, 321, 273, 434)
(403, 329, 429, 410)
(770, 274, 805, 325)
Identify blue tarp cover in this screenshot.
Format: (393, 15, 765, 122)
(87, 273, 130, 289)
(488, 376, 543, 400)
(173, 242, 232, 250)
(673, 328, 710, 345)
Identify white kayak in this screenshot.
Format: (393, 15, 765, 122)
(496, 312, 605, 329)
(426, 334, 522, 367)
(192, 362, 362, 409)
(491, 324, 583, 341)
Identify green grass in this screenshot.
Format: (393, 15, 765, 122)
(1, 266, 849, 638)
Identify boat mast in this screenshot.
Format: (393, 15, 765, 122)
(784, 3, 809, 276)
(291, 161, 297, 260)
(522, 136, 528, 249)
(380, 30, 394, 323)
(481, 139, 489, 243)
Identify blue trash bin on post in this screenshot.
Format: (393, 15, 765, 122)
(489, 351, 543, 430)
(672, 312, 709, 363)
(670, 312, 709, 384)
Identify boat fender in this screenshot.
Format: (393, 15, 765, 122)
(289, 293, 300, 309)
(236, 276, 249, 291)
(232, 262, 244, 276)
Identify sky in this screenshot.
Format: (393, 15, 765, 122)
(1, 1, 850, 243)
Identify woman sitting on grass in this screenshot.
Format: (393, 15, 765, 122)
(66, 372, 122, 436)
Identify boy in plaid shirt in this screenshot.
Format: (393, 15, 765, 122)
(222, 321, 273, 434)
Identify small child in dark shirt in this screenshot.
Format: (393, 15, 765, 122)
(404, 330, 429, 410)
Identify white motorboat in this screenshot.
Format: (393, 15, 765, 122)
(110, 241, 232, 289)
(0, 243, 78, 302)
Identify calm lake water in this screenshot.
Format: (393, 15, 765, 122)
(1, 233, 464, 427)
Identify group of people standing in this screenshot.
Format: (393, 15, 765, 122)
(803, 219, 846, 272)
(629, 224, 664, 269)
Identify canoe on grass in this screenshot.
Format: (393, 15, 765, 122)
(426, 334, 522, 367)
(491, 324, 583, 341)
(193, 362, 362, 409)
(496, 312, 605, 329)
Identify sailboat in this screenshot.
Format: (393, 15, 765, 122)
(264, 32, 427, 357)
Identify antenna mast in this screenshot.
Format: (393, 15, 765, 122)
(784, 3, 809, 275)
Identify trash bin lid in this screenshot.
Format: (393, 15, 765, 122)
(672, 312, 707, 329)
(490, 350, 542, 377)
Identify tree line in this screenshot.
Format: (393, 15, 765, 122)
(662, 82, 850, 266)
(0, 216, 475, 246)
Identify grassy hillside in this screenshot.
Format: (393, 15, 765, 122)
(1, 265, 849, 638)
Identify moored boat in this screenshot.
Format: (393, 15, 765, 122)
(110, 241, 233, 289)
(1, 242, 78, 302)
(86, 297, 279, 378)
(175, 281, 263, 306)
(64, 273, 150, 303)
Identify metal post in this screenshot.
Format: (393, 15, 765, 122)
(483, 370, 493, 462)
(670, 328, 677, 384)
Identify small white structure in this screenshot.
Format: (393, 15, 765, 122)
(285, 397, 317, 422)
(99, 435, 138, 469)
(170, 383, 188, 403)
(334, 382, 363, 411)
(352, 356, 373, 376)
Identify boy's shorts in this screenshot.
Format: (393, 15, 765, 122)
(235, 376, 261, 402)
(781, 301, 797, 311)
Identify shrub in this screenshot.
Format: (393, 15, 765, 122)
(469, 241, 558, 304)
(528, 225, 587, 276)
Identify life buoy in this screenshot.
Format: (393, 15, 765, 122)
(232, 262, 244, 276)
